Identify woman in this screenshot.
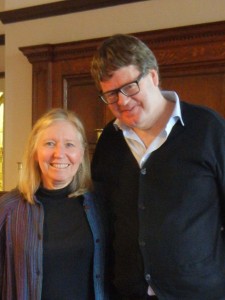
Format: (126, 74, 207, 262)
(0, 108, 107, 300)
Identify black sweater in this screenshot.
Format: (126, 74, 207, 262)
(92, 101, 225, 299)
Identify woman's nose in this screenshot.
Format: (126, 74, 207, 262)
(54, 144, 64, 157)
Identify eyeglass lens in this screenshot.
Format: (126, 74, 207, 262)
(101, 74, 143, 104)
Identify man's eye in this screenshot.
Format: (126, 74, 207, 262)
(124, 83, 136, 92)
(106, 91, 117, 100)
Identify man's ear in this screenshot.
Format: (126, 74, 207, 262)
(149, 69, 159, 86)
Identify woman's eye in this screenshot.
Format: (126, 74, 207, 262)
(66, 142, 75, 148)
(45, 141, 55, 147)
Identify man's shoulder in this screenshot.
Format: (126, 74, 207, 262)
(102, 119, 117, 134)
(181, 101, 225, 126)
(97, 120, 124, 148)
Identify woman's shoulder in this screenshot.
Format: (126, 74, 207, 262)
(83, 191, 104, 218)
(0, 188, 23, 213)
(83, 191, 95, 206)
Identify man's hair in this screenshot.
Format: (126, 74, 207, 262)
(18, 108, 92, 204)
(91, 33, 159, 90)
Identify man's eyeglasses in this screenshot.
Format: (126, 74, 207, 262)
(99, 73, 144, 105)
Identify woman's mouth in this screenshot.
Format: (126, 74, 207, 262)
(50, 163, 70, 169)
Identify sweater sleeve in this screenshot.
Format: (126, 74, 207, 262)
(0, 196, 6, 299)
(0, 192, 14, 298)
(0, 190, 21, 298)
(213, 121, 225, 224)
(182, 102, 225, 225)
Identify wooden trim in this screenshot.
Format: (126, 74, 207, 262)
(136, 21, 225, 77)
(0, 0, 147, 24)
(0, 72, 5, 78)
(20, 20, 225, 77)
(19, 20, 225, 124)
(0, 35, 5, 46)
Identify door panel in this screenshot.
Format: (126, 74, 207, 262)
(63, 74, 114, 158)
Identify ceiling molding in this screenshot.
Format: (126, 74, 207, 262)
(0, 35, 5, 45)
(20, 21, 225, 63)
(0, 0, 147, 24)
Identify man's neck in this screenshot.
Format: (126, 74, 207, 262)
(133, 99, 175, 148)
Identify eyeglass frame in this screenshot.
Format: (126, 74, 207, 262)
(99, 73, 144, 105)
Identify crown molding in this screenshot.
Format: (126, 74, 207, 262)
(19, 20, 225, 124)
(20, 20, 225, 66)
(0, 0, 147, 24)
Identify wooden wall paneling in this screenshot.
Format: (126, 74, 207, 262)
(32, 61, 53, 122)
(21, 44, 55, 123)
(51, 48, 100, 112)
(57, 57, 114, 126)
(63, 74, 105, 150)
(138, 21, 225, 76)
(19, 21, 225, 154)
(52, 62, 65, 109)
(52, 57, 111, 151)
(161, 73, 225, 116)
(136, 21, 225, 117)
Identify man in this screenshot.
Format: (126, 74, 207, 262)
(90, 34, 225, 300)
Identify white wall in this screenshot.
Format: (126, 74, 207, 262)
(3, 0, 225, 190)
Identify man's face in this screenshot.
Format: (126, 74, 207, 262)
(100, 65, 160, 130)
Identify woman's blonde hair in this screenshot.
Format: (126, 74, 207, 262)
(18, 108, 92, 204)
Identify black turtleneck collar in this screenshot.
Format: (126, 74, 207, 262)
(35, 183, 72, 201)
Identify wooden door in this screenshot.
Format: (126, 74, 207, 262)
(161, 73, 225, 117)
(63, 74, 112, 157)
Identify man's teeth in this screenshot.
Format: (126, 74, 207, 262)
(51, 163, 69, 169)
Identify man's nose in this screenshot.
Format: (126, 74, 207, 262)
(117, 91, 130, 105)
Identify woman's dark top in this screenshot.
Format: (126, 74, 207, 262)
(36, 186, 94, 300)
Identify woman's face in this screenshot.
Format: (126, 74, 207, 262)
(35, 120, 84, 190)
